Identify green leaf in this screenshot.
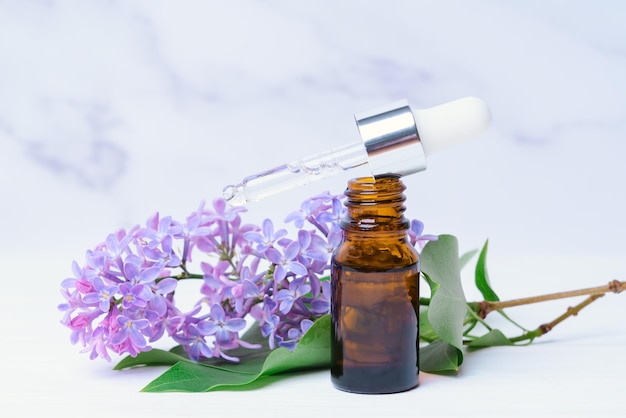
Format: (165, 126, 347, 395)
(419, 339, 461, 373)
(419, 309, 438, 343)
(140, 315, 331, 392)
(258, 314, 330, 375)
(472, 240, 529, 332)
(459, 248, 478, 270)
(113, 347, 189, 371)
(141, 361, 260, 392)
(475, 239, 500, 302)
(420, 235, 467, 372)
(466, 329, 514, 349)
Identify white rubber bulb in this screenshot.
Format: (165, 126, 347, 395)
(413, 96, 492, 156)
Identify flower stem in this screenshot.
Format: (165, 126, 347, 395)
(157, 272, 204, 282)
(475, 279, 624, 319)
(507, 293, 605, 344)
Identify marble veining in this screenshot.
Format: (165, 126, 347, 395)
(1, 0, 625, 260)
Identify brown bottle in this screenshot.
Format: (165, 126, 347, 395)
(330, 175, 419, 394)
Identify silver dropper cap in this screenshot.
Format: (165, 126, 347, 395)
(354, 100, 427, 177)
(355, 97, 492, 177)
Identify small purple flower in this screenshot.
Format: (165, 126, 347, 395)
(174, 323, 214, 362)
(153, 277, 177, 294)
(82, 277, 118, 312)
(324, 226, 343, 256)
(274, 278, 311, 314)
(229, 267, 262, 313)
(244, 218, 287, 253)
(122, 256, 163, 285)
(118, 282, 150, 310)
(310, 280, 331, 314)
(256, 298, 280, 349)
(205, 198, 246, 223)
(198, 304, 247, 346)
(111, 315, 150, 354)
(102, 228, 136, 262)
(408, 219, 438, 249)
(266, 241, 308, 281)
(278, 319, 314, 351)
(316, 195, 344, 227)
(149, 309, 185, 342)
(68, 309, 104, 346)
(296, 229, 328, 262)
(137, 213, 183, 250)
(82, 326, 112, 361)
(179, 205, 213, 261)
(199, 261, 233, 306)
(284, 197, 324, 229)
(285, 192, 345, 236)
(149, 278, 177, 316)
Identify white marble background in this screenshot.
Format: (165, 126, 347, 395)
(1, 2, 626, 416)
(1, 0, 625, 263)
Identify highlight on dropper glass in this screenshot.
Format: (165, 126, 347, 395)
(223, 97, 491, 206)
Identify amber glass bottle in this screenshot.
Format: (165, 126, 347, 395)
(330, 175, 419, 394)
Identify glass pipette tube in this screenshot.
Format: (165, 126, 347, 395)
(223, 97, 491, 206)
(222, 141, 369, 207)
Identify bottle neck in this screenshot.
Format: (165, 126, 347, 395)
(340, 176, 410, 237)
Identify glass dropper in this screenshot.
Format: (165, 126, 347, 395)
(223, 97, 491, 206)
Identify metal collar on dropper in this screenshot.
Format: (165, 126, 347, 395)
(355, 100, 426, 178)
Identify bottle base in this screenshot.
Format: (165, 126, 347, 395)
(331, 379, 419, 395)
(331, 366, 419, 394)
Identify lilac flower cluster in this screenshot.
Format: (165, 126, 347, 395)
(59, 192, 436, 362)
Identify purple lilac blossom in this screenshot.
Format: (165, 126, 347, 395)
(243, 218, 287, 252)
(408, 219, 439, 249)
(59, 191, 437, 363)
(265, 241, 308, 281)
